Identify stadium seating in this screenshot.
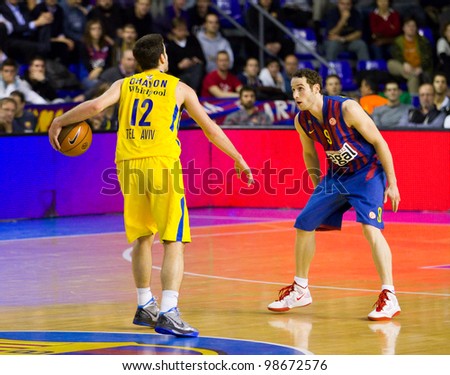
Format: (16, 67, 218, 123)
(418, 27, 434, 45)
(357, 60, 388, 72)
(212, 0, 244, 28)
(297, 60, 315, 70)
(319, 60, 357, 91)
(292, 28, 318, 59)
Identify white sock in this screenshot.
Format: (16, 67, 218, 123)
(160, 290, 179, 313)
(382, 285, 395, 294)
(137, 287, 153, 307)
(294, 276, 308, 288)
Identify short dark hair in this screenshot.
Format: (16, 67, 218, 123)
(384, 79, 400, 89)
(28, 56, 45, 65)
(171, 17, 188, 30)
(0, 97, 17, 108)
(10, 90, 25, 103)
(292, 68, 322, 91)
(361, 77, 379, 93)
(216, 50, 229, 59)
(433, 72, 447, 83)
(325, 74, 341, 84)
(1, 58, 17, 70)
(239, 86, 256, 98)
(403, 16, 417, 27)
(133, 34, 165, 70)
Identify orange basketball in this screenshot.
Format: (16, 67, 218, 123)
(58, 121, 92, 157)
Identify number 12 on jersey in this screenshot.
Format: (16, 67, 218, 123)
(131, 98, 153, 126)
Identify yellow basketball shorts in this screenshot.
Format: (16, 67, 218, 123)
(116, 157, 191, 243)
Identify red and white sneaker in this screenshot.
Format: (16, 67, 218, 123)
(268, 282, 312, 312)
(368, 289, 401, 321)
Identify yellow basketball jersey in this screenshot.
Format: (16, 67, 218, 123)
(115, 69, 181, 162)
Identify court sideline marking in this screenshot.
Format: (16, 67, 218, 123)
(1, 220, 448, 298)
(119, 226, 450, 298)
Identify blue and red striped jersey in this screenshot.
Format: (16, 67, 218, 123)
(297, 95, 378, 174)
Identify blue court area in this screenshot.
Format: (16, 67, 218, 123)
(0, 208, 448, 241)
(0, 208, 297, 240)
(0, 331, 306, 355)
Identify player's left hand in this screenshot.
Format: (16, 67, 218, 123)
(48, 120, 62, 151)
(384, 184, 400, 212)
(235, 158, 254, 186)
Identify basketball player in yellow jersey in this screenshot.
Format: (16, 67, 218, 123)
(49, 34, 254, 337)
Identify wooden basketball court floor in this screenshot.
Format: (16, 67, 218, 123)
(0, 208, 448, 355)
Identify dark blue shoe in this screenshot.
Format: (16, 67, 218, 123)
(155, 307, 199, 337)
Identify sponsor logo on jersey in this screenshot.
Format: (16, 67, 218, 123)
(326, 142, 358, 166)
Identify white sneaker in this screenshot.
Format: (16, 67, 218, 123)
(368, 290, 401, 321)
(268, 282, 312, 312)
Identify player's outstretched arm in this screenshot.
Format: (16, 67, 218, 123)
(48, 80, 123, 151)
(179, 82, 254, 185)
(343, 100, 401, 212)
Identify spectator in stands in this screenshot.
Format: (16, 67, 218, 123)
(223, 86, 273, 126)
(74, 48, 136, 102)
(387, 16, 434, 95)
(87, 82, 117, 131)
(0, 58, 47, 104)
(324, 0, 370, 61)
(282, 54, 299, 94)
(436, 22, 450, 83)
(61, 0, 88, 43)
(0, 96, 16, 133)
(312, 0, 333, 41)
(187, 0, 215, 34)
(196, 12, 234, 73)
(10, 90, 38, 133)
(372, 80, 413, 128)
(166, 17, 205, 95)
(123, 0, 153, 39)
(80, 19, 113, 90)
(23, 56, 58, 102)
(245, 0, 294, 61)
(87, 0, 124, 45)
(359, 77, 388, 115)
(31, 0, 76, 66)
(156, 0, 190, 39)
(112, 23, 138, 66)
(421, 0, 450, 37)
(237, 57, 263, 89)
(259, 58, 285, 92)
(432, 72, 449, 112)
(324, 74, 343, 96)
(201, 50, 242, 98)
(0, 0, 54, 63)
(398, 83, 445, 127)
(369, 0, 401, 60)
(257, 58, 289, 100)
(280, 0, 313, 29)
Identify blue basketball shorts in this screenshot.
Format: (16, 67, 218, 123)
(294, 163, 387, 231)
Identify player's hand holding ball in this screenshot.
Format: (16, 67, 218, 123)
(49, 120, 92, 156)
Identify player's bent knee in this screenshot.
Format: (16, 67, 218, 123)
(361, 223, 382, 239)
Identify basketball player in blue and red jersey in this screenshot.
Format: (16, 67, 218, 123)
(49, 34, 253, 337)
(268, 69, 401, 321)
